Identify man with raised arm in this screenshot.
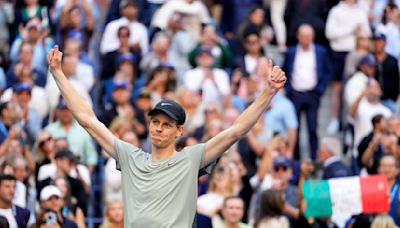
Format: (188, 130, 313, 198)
(47, 45, 286, 227)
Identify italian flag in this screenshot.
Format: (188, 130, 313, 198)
(303, 175, 390, 227)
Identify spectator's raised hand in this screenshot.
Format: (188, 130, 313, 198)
(47, 45, 63, 74)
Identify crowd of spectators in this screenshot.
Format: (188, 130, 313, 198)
(0, 0, 399, 227)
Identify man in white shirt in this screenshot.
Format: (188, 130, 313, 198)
(100, 0, 148, 55)
(0, 175, 34, 227)
(325, 0, 371, 133)
(183, 47, 231, 109)
(283, 24, 332, 160)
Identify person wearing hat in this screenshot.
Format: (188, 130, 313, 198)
(12, 82, 42, 145)
(39, 185, 77, 228)
(101, 0, 148, 55)
(47, 45, 286, 227)
(344, 54, 378, 117)
(184, 46, 231, 109)
(372, 33, 400, 113)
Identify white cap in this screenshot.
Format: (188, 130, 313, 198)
(40, 185, 62, 201)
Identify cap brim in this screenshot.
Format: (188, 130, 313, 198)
(148, 108, 180, 123)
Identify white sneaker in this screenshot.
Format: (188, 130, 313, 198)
(326, 119, 339, 134)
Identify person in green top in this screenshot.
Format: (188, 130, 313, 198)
(47, 45, 286, 227)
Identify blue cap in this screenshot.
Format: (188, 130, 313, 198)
(67, 30, 84, 44)
(358, 54, 377, 67)
(273, 156, 290, 169)
(160, 62, 175, 70)
(373, 33, 386, 41)
(117, 53, 136, 65)
(13, 83, 32, 93)
(112, 81, 129, 91)
(57, 98, 67, 109)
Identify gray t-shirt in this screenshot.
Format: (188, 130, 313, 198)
(115, 139, 206, 227)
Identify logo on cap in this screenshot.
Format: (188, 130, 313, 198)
(161, 103, 172, 106)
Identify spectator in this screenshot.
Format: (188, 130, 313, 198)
(100, 201, 124, 228)
(344, 32, 371, 78)
(253, 189, 289, 228)
(0, 175, 34, 227)
(37, 149, 89, 215)
(358, 114, 392, 174)
(9, 17, 53, 75)
(284, 0, 329, 46)
(372, 33, 400, 113)
(105, 130, 139, 203)
(0, 0, 13, 62)
(99, 81, 146, 138)
(371, 214, 396, 228)
(283, 24, 331, 160)
(13, 0, 50, 31)
(11, 82, 43, 144)
(0, 102, 17, 143)
(33, 131, 56, 184)
(318, 137, 352, 179)
(375, 3, 400, 61)
(53, 176, 86, 228)
(220, 0, 261, 37)
(1, 74, 49, 119)
(188, 21, 232, 69)
(351, 79, 392, 149)
(235, 28, 263, 77)
(62, 38, 95, 92)
(264, 92, 298, 158)
(183, 47, 231, 109)
(39, 185, 77, 227)
(175, 87, 204, 135)
(101, 0, 148, 55)
(8, 41, 47, 87)
(59, 0, 94, 52)
(215, 196, 251, 228)
(45, 99, 98, 170)
(100, 26, 141, 80)
(377, 155, 400, 226)
(151, 0, 210, 41)
(197, 163, 234, 217)
(145, 65, 177, 105)
(325, 0, 371, 134)
(45, 54, 93, 111)
(265, 1, 287, 50)
(140, 32, 172, 76)
(165, 12, 196, 84)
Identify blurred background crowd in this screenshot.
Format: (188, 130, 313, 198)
(0, 0, 399, 227)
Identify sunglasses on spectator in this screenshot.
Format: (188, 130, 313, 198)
(274, 166, 288, 172)
(39, 137, 53, 147)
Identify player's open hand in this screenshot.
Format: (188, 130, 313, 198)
(265, 59, 286, 92)
(47, 45, 63, 74)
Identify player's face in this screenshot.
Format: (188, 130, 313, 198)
(149, 114, 182, 149)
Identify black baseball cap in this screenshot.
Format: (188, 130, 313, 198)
(148, 100, 186, 125)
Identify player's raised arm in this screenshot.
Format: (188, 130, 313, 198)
(204, 59, 286, 165)
(47, 45, 117, 157)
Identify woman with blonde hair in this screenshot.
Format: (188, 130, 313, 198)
(100, 201, 124, 228)
(371, 214, 396, 228)
(197, 161, 235, 217)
